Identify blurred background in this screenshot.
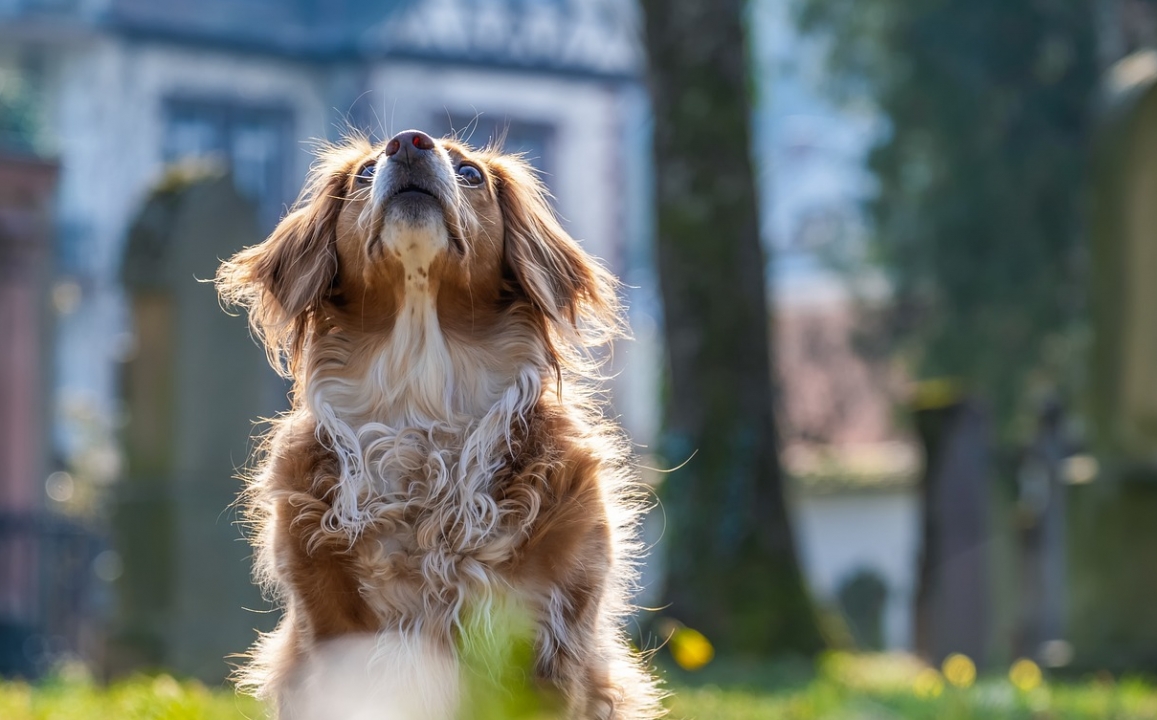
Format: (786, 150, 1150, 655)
(0, 0, 1154, 703)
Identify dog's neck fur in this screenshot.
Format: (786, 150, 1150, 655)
(302, 275, 547, 540)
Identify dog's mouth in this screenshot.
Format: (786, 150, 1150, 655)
(366, 170, 461, 259)
(392, 184, 436, 200)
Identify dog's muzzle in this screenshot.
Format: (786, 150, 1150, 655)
(378, 130, 446, 210)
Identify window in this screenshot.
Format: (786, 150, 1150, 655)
(163, 98, 293, 229)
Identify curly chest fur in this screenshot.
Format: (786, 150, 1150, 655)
(286, 416, 549, 635)
(339, 436, 541, 634)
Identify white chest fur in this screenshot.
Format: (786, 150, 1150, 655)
(301, 273, 547, 633)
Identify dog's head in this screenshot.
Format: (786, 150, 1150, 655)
(217, 130, 622, 378)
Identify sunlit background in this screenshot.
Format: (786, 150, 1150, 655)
(1, 0, 1155, 716)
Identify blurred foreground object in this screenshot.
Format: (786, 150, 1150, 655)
(640, 0, 824, 656)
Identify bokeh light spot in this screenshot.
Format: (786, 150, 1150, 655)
(913, 668, 944, 698)
(942, 653, 976, 688)
(670, 627, 714, 671)
(1009, 658, 1043, 692)
(93, 550, 124, 583)
(45, 471, 75, 503)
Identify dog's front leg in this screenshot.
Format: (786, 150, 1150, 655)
(269, 487, 379, 639)
(260, 431, 379, 642)
(531, 521, 627, 720)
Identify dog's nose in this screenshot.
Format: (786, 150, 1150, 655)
(385, 130, 436, 159)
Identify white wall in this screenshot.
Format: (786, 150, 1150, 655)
(44, 37, 338, 460)
(791, 489, 920, 650)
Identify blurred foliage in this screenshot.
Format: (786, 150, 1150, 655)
(0, 73, 47, 157)
(456, 598, 561, 719)
(796, 0, 1099, 439)
(8, 653, 1157, 719)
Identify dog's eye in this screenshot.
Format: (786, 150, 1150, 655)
(355, 160, 377, 185)
(456, 163, 484, 186)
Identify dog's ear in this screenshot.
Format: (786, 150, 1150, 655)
(217, 168, 344, 374)
(491, 157, 624, 348)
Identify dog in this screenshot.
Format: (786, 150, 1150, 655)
(216, 129, 663, 719)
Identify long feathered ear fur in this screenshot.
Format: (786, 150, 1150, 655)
(216, 150, 355, 376)
(491, 156, 626, 370)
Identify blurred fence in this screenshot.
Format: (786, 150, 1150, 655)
(0, 512, 105, 678)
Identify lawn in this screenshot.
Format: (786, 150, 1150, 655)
(2, 653, 1156, 719)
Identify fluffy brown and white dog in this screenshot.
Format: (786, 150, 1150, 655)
(216, 130, 663, 720)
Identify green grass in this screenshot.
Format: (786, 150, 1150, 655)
(663, 653, 1157, 720)
(0, 672, 264, 720)
(3, 653, 1157, 719)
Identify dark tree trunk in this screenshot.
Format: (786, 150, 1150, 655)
(639, 0, 824, 656)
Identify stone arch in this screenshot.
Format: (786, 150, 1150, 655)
(113, 162, 282, 682)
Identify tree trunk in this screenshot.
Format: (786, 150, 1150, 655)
(639, 0, 824, 656)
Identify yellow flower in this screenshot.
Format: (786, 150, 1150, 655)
(913, 377, 963, 410)
(1009, 658, 1043, 692)
(941, 653, 976, 689)
(151, 674, 181, 699)
(669, 627, 714, 671)
(913, 668, 944, 699)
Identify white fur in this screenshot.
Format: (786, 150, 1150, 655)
(303, 307, 545, 538)
(281, 633, 460, 720)
(382, 219, 449, 279)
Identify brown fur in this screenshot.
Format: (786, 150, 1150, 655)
(218, 132, 663, 719)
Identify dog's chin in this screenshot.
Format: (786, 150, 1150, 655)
(384, 192, 444, 224)
(369, 204, 455, 269)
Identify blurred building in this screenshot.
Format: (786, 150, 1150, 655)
(751, 1, 921, 651)
(0, 0, 652, 470)
(0, 0, 656, 680)
(1077, 36, 1157, 672)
